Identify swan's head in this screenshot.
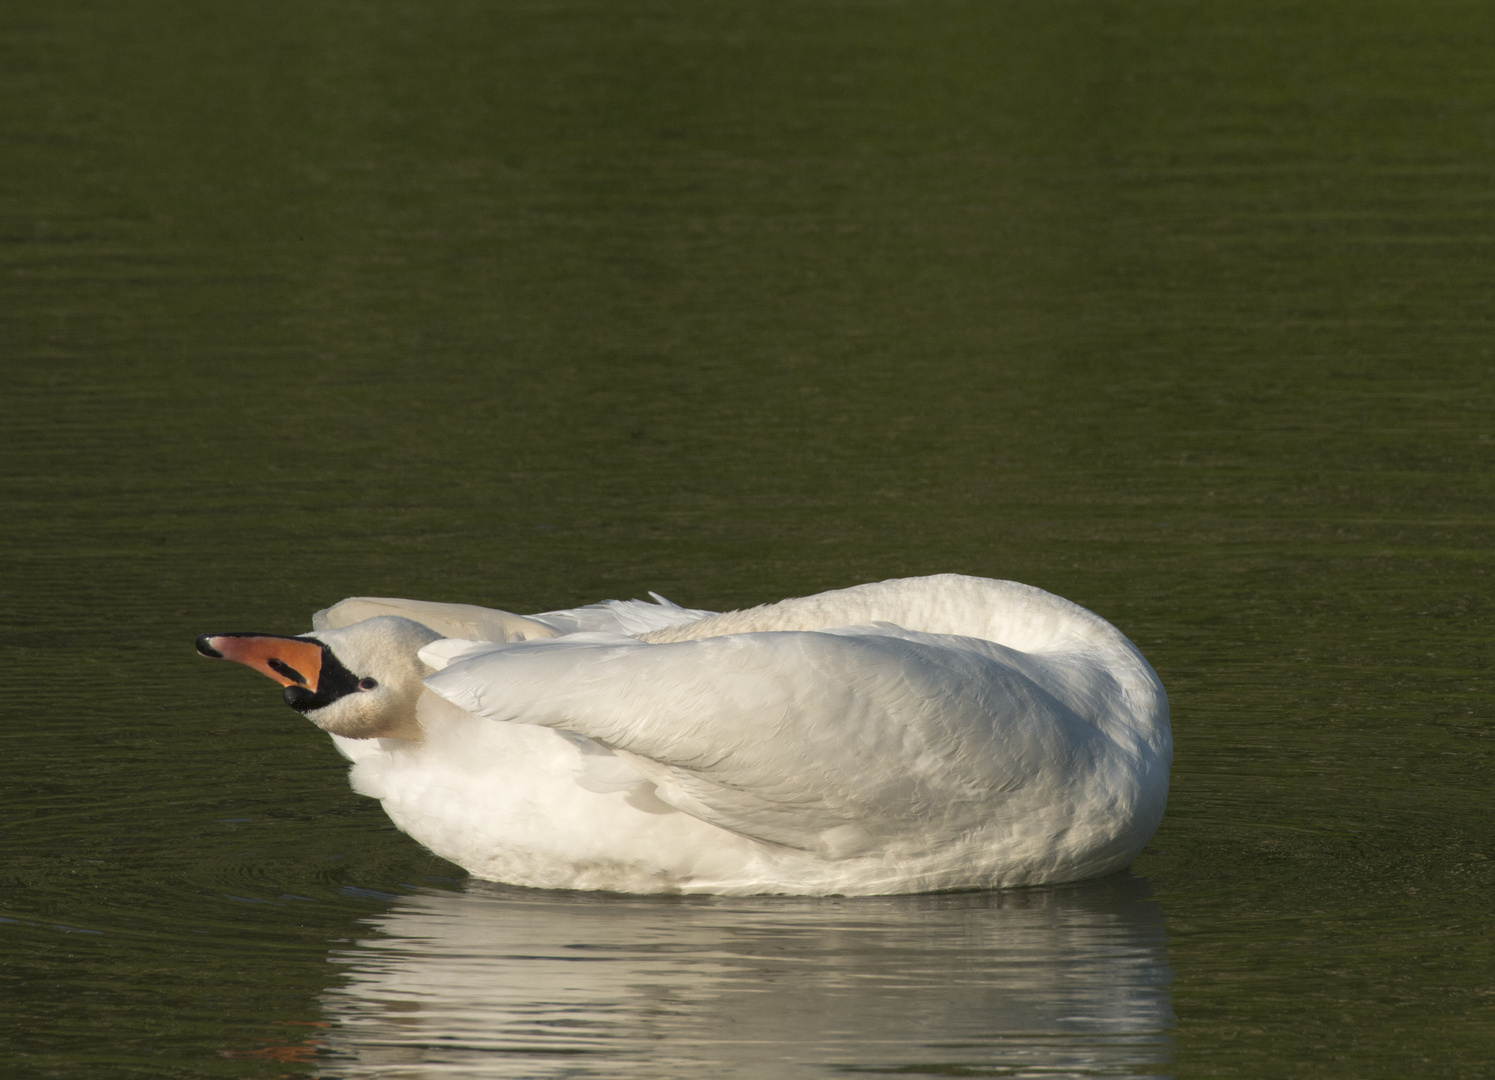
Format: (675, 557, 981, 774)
(196, 616, 443, 740)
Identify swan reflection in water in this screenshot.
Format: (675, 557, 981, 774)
(317, 873, 1172, 1078)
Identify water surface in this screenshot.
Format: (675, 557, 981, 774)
(2, 0, 1491, 1076)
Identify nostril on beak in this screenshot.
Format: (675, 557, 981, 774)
(267, 658, 307, 684)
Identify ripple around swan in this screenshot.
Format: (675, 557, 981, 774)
(317, 874, 1173, 1078)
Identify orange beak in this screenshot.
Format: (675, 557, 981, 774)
(196, 633, 326, 690)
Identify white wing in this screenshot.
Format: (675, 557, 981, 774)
(422, 629, 1113, 858)
(528, 594, 717, 636)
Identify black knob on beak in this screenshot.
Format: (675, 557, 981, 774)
(284, 684, 318, 713)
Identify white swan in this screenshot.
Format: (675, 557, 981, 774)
(197, 574, 1170, 895)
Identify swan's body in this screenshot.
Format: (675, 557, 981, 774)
(199, 574, 1170, 895)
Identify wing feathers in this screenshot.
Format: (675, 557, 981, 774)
(423, 630, 1104, 856)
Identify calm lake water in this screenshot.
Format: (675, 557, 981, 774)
(2, 1, 1491, 1076)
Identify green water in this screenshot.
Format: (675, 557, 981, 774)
(2, 0, 1491, 1075)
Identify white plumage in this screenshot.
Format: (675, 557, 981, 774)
(207, 574, 1171, 895)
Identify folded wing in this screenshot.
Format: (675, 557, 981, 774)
(422, 630, 1108, 858)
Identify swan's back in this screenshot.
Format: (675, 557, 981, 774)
(640, 574, 1167, 752)
(641, 574, 1111, 652)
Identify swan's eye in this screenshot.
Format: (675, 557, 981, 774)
(358, 677, 378, 690)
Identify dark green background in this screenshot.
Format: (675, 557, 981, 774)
(2, 0, 1491, 1075)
